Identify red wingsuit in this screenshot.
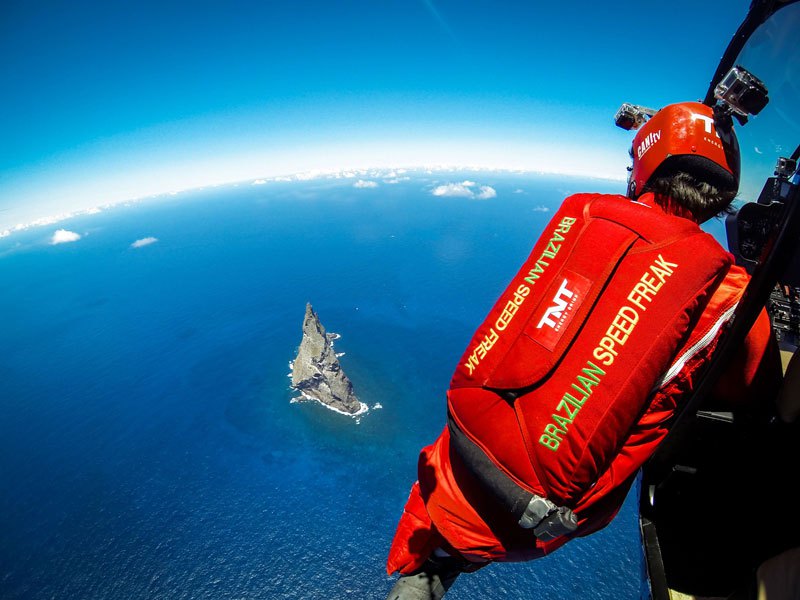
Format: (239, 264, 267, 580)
(387, 193, 781, 575)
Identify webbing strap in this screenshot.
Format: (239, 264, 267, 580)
(448, 414, 578, 539)
(447, 413, 532, 520)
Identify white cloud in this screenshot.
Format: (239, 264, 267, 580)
(50, 229, 81, 245)
(354, 179, 378, 188)
(475, 185, 496, 199)
(431, 181, 476, 197)
(754, 147, 763, 155)
(513, 188, 525, 194)
(431, 180, 496, 200)
(532, 205, 550, 212)
(131, 236, 159, 248)
(252, 179, 267, 185)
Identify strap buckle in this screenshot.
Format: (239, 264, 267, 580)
(517, 495, 578, 540)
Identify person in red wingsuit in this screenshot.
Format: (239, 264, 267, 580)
(384, 102, 782, 600)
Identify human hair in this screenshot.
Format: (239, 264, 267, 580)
(642, 171, 737, 222)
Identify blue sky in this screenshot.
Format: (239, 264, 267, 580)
(1, 1, 751, 230)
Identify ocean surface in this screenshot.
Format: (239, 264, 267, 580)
(0, 172, 651, 599)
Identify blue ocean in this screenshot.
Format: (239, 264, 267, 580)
(0, 172, 650, 599)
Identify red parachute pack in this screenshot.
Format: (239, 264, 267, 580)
(448, 193, 732, 507)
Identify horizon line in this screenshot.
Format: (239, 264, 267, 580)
(0, 164, 626, 239)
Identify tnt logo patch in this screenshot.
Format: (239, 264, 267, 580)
(532, 270, 591, 351)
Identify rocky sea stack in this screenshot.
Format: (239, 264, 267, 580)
(290, 303, 365, 416)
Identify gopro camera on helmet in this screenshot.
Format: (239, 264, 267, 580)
(614, 103, 656, 131)
(714, 65, 769, 123)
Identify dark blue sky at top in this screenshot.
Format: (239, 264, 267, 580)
(1, 0, 751, 226)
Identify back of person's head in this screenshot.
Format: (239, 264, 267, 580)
(627, 101, 740, 222)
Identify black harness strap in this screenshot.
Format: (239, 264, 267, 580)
(447, 413, 532, 522)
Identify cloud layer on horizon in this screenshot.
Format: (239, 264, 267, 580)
(353, 179, 378, 188)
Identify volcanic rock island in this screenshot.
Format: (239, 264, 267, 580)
(290, 303, 367, 416)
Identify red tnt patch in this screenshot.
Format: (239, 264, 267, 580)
(531, 270, 592, 351)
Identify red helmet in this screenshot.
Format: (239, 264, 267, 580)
(627, 101, 740, 199)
